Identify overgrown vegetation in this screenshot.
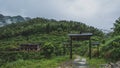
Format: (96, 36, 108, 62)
(0, 17, 104, 67)
(0, 56, 69, 68)
(101, 17, 120, 62)
(87, 58, 107, 68)
(0, 18, 104, 40)
(0, 17, 120, 67)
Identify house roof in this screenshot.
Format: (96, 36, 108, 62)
(68, 33, 93, 37)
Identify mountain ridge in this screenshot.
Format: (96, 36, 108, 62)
(0, 14, 30, 26)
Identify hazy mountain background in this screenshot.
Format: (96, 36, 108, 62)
(0, 14, 30, 26)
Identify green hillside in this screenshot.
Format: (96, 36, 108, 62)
(0, 17, 105, 67)
(0, 17, 120, 67)
(0, 17, 104, 50)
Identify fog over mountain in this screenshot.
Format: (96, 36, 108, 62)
(0, 14, 30, 26)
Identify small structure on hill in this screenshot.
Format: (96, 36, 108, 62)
(19, 44, 41, 51)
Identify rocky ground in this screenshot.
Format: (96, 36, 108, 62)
(100, 61, 120, 68)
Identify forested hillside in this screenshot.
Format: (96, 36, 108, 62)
(0, 0, 120, 67)
(0, 17, 104, 50)
(0, 16, 120, 67)
(0, 17, 103, 39)
(0, 17, 105, 67)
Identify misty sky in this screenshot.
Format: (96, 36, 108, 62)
(0, 0, 120, 31)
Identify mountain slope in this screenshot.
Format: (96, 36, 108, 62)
(0, 14, 30, 26)
(0, 17, 105, 66)
(0, 17, 104, 52)
(0, 17, 104, 39)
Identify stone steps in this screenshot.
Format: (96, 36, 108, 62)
(73, 57, 88, 68)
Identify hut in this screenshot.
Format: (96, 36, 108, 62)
(19, 44, 41, 51)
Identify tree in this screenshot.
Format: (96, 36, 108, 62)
(113, 17, 120, 35)
(46, 23, 50, 33)
(42, 42, 54, 58)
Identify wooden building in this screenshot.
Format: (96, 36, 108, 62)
(20, 44, 41, 51)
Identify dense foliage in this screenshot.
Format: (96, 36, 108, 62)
(0, 17, 104, 39)
(113, 17, 120, 35)
(101, 17, 120, 62)
(0, 15, 120, 67)
(0, 56, 69, 68)
(101, 36, 120, 61)
(0, 17, 104, 67)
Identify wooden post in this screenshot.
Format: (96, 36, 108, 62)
(89, 39, 91, 59)
(70, 37, 72, 59)
(97, 45, 99, 57)
(63, 45, 66, 55)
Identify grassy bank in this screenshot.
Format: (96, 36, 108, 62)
(87, 58, 107, 68)
(0, 56, 69, 68)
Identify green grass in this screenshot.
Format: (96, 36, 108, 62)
(0, 56, 69, 68)
(87, 58, 107, 68)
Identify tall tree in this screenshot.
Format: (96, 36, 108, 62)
(113, 17, 120, 35)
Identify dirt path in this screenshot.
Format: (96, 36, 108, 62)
(58, 55, 88, 68)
